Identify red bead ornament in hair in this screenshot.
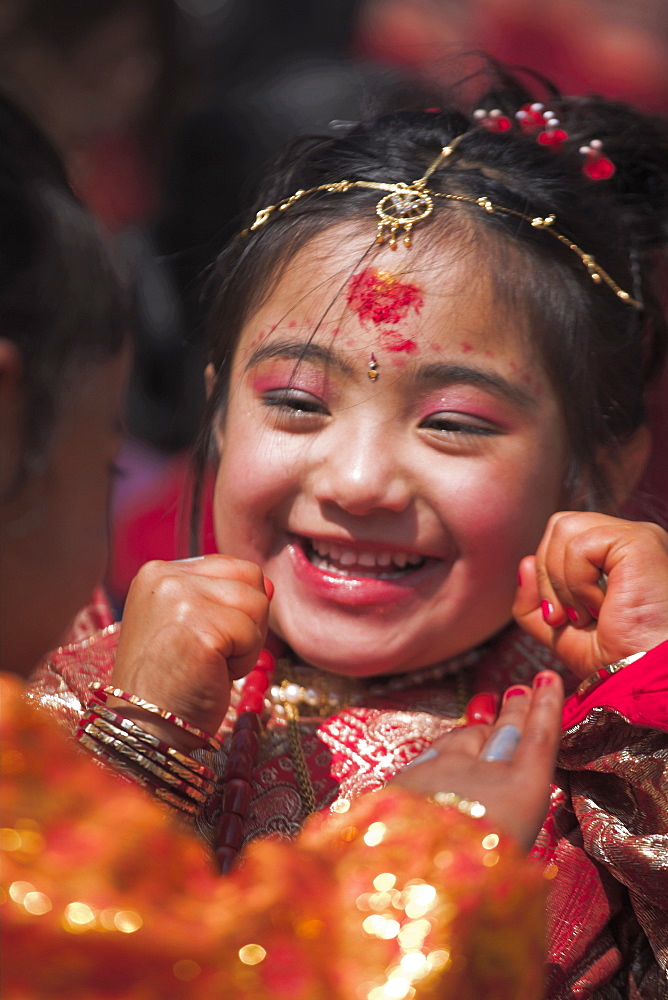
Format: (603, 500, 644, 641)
(580, 139, 616, 180)
(473, 107, 512, 132)
(515, 102, 548, 134)
(537, 119, 568, 149)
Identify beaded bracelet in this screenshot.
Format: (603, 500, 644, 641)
(77, 731, 201, 817)
(89, 682, 222, 751)
(576, 651, 647, 696)
(427, 791, 487, 819)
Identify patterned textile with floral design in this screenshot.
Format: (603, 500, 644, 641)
(26, 626, 668, 999)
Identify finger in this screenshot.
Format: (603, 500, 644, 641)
(171, 554, 266, 591)
(464, 691, 499, 726)
(556, 531, 609, 625)
(514, 555, 563, 647)
(511, 671, 564, 779)
(532, 518, 570, 627)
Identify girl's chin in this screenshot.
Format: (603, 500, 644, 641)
(267, 625, 445, 678)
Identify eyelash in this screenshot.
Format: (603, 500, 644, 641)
(260, 389, 499, 440)
(262, 389, 328, 418)
(420, 414, 497, 438)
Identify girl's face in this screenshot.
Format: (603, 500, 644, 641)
(213, 230, 569, 676)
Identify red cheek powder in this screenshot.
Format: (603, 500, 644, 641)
(346, 268, 423, 326)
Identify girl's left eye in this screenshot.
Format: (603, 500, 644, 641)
(420, 412, 498, 437)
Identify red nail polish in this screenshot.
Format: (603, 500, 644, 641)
(505, 686, 527, 699)
(263, 576, 274, 600)
(534, 673, 553, 688)
(465, 692, 499, 726)
(588, 606, 599, 619)
(541, 600, 554, 621)
(566, 607, 579, 623)
(517, 569, 523, 587)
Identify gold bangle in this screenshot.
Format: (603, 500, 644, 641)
(77, 732, 200, 817)
(427, 791, 487, 819)
(79, 723, 208, 805)
(576, 651, 646, 696)
(89, 682, 222, 751)
(87, 703, 216, 779)
(86, 715, 216, 794)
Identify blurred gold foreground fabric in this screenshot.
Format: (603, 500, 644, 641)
(0, 675, 545, 1000)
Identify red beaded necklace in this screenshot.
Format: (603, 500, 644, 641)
(213, 644, 482, 874)
(214, 648, 276, 874)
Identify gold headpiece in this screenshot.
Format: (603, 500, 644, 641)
(242, 139, 640, 309)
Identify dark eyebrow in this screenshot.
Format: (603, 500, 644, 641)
(415, 362, 538, 409)
(245, 338, 356, 376)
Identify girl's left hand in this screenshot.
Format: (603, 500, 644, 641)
(513, 511, 668, 680)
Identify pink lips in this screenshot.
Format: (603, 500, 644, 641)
(287, 537, 439, 607)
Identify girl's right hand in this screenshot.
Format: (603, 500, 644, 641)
(110, 556, 271, 750)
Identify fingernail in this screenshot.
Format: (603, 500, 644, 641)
(588, 606, 599, 619)
(517, 569, 523, 587)
(504, 686, 527, 699)
(263, 576, 274, 599)
(566, 607, 579, 623)
(541, 600, 554, 622)
(465, 691, 499, 726)
(534, 673, 553, 688)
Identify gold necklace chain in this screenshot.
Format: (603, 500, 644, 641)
(278, 660, 476, 817)
(279, 671, 318, 815)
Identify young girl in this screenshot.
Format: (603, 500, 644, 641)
(29, 69, 668, 998)
(0, 86, 563, 1000)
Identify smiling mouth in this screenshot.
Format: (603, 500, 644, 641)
(302, 537, 429, 579)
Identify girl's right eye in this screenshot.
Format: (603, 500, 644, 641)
(261, 388, 329, 423)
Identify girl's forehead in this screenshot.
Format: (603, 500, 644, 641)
(238, 233, 534, 367)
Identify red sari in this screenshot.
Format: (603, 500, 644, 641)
(27, 625, 668, 999)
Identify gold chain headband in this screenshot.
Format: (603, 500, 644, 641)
(242, 138, 640, 309)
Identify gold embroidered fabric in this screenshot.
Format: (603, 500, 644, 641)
(25, 624, 668, 999)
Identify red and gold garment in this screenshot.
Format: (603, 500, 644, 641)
(26, 626, 668, 999)
(2, 675, 544, 1000)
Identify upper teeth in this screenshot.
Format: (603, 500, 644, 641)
(310, 539, 424, 570)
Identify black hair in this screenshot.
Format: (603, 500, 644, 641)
(0, 92, 127, 494)
(192, 60, 668, 547)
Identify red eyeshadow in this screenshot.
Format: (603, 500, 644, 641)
(250, 363, 330, 397)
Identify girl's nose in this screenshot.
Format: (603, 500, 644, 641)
(311, 424, 412, 516)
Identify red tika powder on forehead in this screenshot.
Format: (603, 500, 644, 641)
(346, 268, 424, 326)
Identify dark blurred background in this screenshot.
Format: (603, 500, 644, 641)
(1, 0, 666, 609)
